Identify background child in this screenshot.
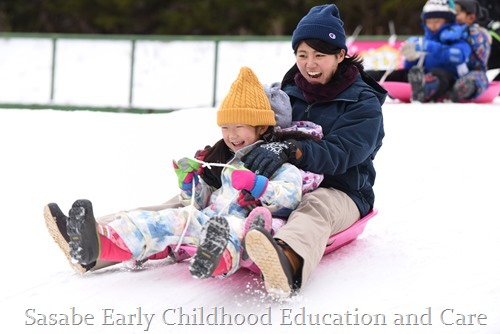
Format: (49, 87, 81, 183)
(477, 0, 500, 80)
(402, 0, 472, 102)
(450, 0, 492, 101)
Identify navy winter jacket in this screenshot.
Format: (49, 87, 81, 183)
(283, 73, 386, 217)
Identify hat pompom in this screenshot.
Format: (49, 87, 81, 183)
(263, 82, 292, 129)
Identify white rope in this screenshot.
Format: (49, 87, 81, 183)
(187, 157, 237, 171)
(173, 158, 239, 253)
(173, 176, 197, 253)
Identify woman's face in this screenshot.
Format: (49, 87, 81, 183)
(220, 124, 267, 152)
(295, 41, 345, 85)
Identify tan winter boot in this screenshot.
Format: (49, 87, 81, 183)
(245, 228, 302, 299)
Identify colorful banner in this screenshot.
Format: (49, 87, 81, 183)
(350, 40, 405, 71)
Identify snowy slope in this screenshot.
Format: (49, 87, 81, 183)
(1, 100, 500, 334)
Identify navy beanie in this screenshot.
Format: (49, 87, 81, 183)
(291, 4, 347, 52)
(421, 0, 457, 23)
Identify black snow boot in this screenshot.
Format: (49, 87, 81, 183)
(189, 216, 230, 279)
(450, 76, 476, 102)
(408, 66, 426, 102)
(44, 203, 95, 273)
(67, 199, 101, 266)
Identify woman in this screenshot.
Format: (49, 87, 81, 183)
(242, 4, 386, 298)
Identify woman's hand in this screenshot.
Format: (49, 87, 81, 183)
(242, 140, 299, 178)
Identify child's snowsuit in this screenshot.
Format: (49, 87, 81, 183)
(103, 141, 303, 275)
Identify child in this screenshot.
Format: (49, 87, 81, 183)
(449, 0, 491, 100)
(45, 67, 305, 280)
(477, 0, 500, 80)
(197, 84, 325, 273)
(401, 0, 472, 102)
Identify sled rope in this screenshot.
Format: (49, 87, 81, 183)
(173, 159, 238, 253)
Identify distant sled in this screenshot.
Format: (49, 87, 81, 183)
(172, 208, 378, 274)
(381, 81, 500, 103)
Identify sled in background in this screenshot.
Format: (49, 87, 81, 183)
(381, 81, 500, 103)
(172, 208, 378, 274)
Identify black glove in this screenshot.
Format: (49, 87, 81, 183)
(242, 140, 299, 178)
(194, 146, 222, 189)
(199, 167, 222, 189)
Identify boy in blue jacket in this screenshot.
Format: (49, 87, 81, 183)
(401, 0, 472, 102)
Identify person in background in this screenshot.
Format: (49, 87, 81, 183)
(449, 0, 491, 101)
(477, 0, 500, 80)
(399, 0, 472, 102)
(241, 4, 385, 299)
(367, 0, 494, 101)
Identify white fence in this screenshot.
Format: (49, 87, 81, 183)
(0, 34, 399, 112)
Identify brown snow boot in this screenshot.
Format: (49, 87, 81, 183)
(245, 227, 302, 299)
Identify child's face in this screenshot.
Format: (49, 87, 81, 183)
(220, 124, 267, 152)
(425, 18, 447, 32)
(295, 41, 345, 85)
(455, 5, 475, 26)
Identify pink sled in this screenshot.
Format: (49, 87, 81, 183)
(171, 208, 378, 274)
(381, 81, 500, 103)
(323, 208, 378, 255)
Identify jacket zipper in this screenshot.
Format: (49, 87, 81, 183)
(305, 104, 312, 120)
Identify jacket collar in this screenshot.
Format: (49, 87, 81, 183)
(286, 74, 387, 105)
(231, 140, 264, 161)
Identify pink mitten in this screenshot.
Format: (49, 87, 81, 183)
(231, 169, 268, 198)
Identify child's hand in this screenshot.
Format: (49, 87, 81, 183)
(173, 158, 202, 191)
(440, 24, 468, 43)
(400, 37, 421, 61)
(237, 190, 261, 207)
(230, 169, 269, 199)
(403, 37, 442, 57)
(417, 40, 441, 54)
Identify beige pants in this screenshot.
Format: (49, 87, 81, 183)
(274, 188, 360, 286)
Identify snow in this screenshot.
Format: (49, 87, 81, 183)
(1, 97, 500, 334)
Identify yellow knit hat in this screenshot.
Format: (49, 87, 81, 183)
(217, 67, 277, 127)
